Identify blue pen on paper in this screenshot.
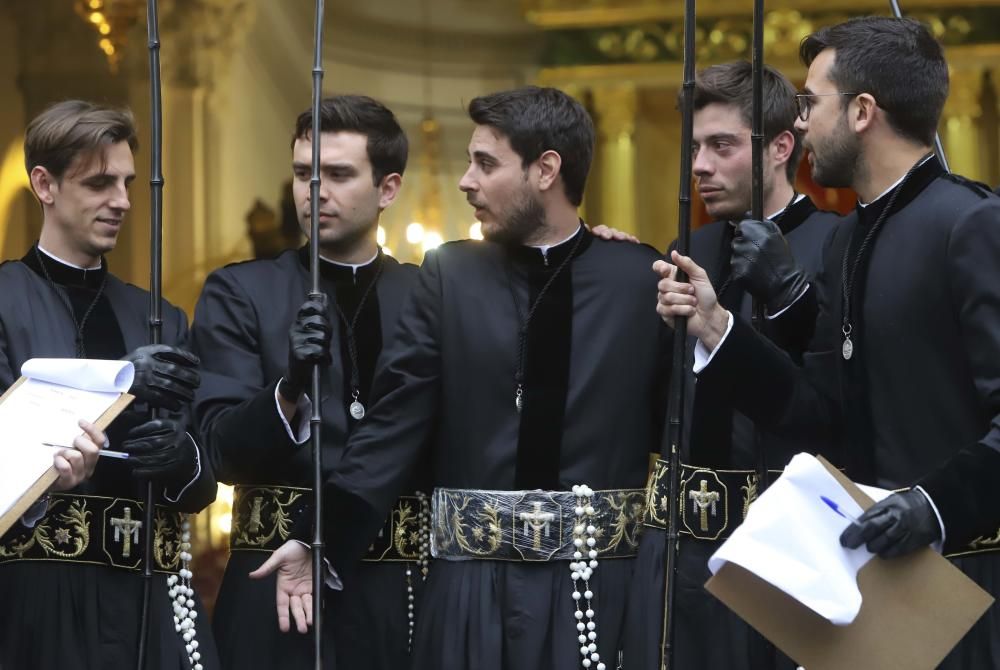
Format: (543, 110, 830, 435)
(820, 495, 861, 526)
(42, 442, 130, 460)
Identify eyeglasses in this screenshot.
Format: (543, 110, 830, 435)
(794, 92, 860, 121)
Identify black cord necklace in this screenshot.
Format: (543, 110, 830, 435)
(329, 255, 384, 420)
(840, 154, 930, 361)
(33, 246, 107, 358)
(504, 224, 585, 413)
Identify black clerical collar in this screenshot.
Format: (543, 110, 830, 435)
(22, 244, 107, 290)
(510, 223, 591, 268)
(298, 245, 383, 284)
(855, 154, 944, 227)
(775, 195, 819, 236)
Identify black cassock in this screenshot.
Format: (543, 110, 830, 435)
(623, 197, 839, 670)
(191, 247, 420, 670)
(323, 228, 671, 670)
(700, 156, 1000, 667)
(0, 247, 218, 670)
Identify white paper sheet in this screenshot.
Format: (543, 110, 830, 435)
(708, 453, 885, 625)
(0, 359, 130, 520)
(21, 358, 134, 393)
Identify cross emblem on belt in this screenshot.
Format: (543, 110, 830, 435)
(689, 480, 720, 532)
(519, 502, 555, 550)
(246, 497, 264, 535)
(111, 506, 143, 558)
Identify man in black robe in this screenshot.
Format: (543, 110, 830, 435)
(626, 61, 839, 670)
(191, 95, 424, 670)
(255, 86, 670, 670)
(0, 100, 218, 669)
(656, 18, 1000, 667)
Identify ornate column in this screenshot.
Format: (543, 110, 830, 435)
(977, 69, 999, 188)
(122, 0, 252, 314)
(590, 83, 638, 235)
(940, 67, 982, 180)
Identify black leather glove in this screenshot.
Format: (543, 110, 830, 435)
(122, 418, 197, 487)
(840, 489, 942, 558)
(731, 218, 809, 314)
(279, 296, 333, 402)
(123, 345, 200, 411)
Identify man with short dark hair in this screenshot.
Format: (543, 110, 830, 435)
(191, 94, 423, 670)
(0, 99, 217, 670)
(625, 60, 838, 670)
(657, 17, 1000, 666)
(256, 85, 670, 670)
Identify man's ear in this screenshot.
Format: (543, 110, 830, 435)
(535, 150, 562, 194)
(768, 129, 796, 169)
(852, 93, 878, 134)
(378, 173, 403, 210)
(29, 166, 58, 205)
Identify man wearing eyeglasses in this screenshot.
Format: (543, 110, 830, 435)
(656, 16, 1000, 666)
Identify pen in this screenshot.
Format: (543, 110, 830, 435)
(820, 495, 861, 525)
(41, 442, 130, 460)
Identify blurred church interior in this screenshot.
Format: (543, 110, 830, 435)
(3, 0, 1000, 609)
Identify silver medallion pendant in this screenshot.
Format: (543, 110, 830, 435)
(842, 337, 854, 361)
(841, 323, 854, 361)
(349, 401, 366, 420)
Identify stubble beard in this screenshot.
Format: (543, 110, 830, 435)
(809, 115, 859, 189)
(483, 189, 545, 246)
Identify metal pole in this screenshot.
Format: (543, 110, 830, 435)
(749, 0, 770, 506)
(137, 0, 163, 667)
(889, 0, 950, 172)
(659, 0, 695, 667)
(309, 1, 326, 667)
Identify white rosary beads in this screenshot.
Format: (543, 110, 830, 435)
(168, 518, 202, 670)
(570, 484, 605, 670)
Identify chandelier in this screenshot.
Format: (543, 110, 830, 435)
(73, 0, 142, 73)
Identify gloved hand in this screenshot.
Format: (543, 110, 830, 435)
(123, 345, 200, 411)
(840, 489, 942, 558)
(731, 218, 809, 314)
(121, 418, 197, 487)
(279, 296, 333, 403)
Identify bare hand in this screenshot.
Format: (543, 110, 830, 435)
(50, 420, 104, 492)
(249, 540, 314, 634)
(589, 224, 639, 244)
(654, 250, 730, 350)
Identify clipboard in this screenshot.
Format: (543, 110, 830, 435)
(0, 377, 133, 538)
(705, 455, 994, 670)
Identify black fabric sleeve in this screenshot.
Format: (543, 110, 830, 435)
(191, 270, 299, 484)
(917, 199, 1000, 548)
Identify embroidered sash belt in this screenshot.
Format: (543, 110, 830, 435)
(0, 493, 186, 573)
(229, 484, 430, 562)
(431, 486, 646, 562)
(644, 459, 783, 541)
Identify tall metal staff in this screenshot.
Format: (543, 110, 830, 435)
(136, 0, 164, 667)
(308, 0, 327, 667)
(659, 0, 696, 667)
(749, 0, 770, 502)
(889, 0, 950, 172)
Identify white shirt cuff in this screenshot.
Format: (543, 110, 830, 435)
(914, 485, 947, 552)
(275, 380, 311, 445)
(292, 539, 342, 590)
(693, 311, 734, 374)
(766, 283, 810, 320)
(162, 433, 202, 503)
